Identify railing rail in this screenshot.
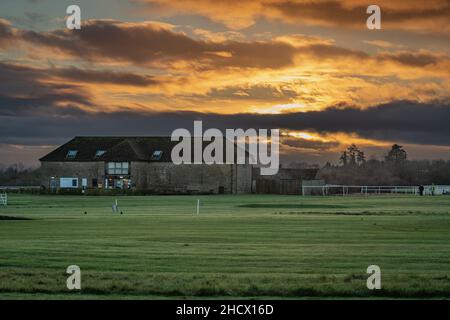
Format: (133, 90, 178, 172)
(0, 193, 7, 206)
(301, 185, 450, 196)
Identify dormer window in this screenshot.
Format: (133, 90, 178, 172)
(66, 150, 78, 159)
(151, 150, 163, 160)
(95, 150, 106, 158)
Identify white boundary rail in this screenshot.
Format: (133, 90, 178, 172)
(301, 185, 450, 196)
(0, 193, 7, 206)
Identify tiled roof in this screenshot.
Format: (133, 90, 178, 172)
(39, 136, 248, 162)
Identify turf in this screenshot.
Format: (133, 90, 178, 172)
(0, 194, 450, 299)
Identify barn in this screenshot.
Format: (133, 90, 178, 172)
(39, 137, 252, 194)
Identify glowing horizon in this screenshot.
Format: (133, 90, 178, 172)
(0, 1, 449, 166)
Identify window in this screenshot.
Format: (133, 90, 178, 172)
(95, 150, 106, 158)
(151, 150, 163, 160)
(106, 162, 129, 175)
(66, 150, 78, 159)
(60, 177, 78, 188)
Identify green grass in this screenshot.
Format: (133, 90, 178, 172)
(1, 194, 450, 299)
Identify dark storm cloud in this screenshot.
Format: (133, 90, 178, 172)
(301, 44, 368, 60)
(269, 0, 450, 30)
(269, 1, 366, 27)
(2, 19, 449, 70)
(51, 67, 159, 86)
(1, 19, 389, 69)
(16, 20, 298, 69)
(282, 137, 340, 151)
(19, 19, 367, 67)
(0, 62, 159, 93)
(376, 51, 440, 67)
(0, 95, 91, 116)
(0, 62, 93, 115)
(1, 100, 449, 147)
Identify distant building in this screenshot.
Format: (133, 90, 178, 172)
(39, 137, 252, 194)
(252, 167, 319, 195)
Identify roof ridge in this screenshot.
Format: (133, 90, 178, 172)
(39, 136, 248, 163)
(123, 138, 148, 160)
(73, 136, 173, 139)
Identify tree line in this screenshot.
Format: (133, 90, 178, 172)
(318, 144, 450, 186)
(0, 164, 43, 186)
(1, 144, 450, 186)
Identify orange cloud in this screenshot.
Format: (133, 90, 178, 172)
(132, 0, 450, 33)
(1, 18, 449, 115)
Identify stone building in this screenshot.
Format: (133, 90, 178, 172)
(39, 137, 252, 194)
(252, 167, 319, 195)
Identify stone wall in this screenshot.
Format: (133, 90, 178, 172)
(40, 161, 253, 194)
(236, 165, 253, 194)
(131, 162, 252, 194)
(40, 161, 105, 188)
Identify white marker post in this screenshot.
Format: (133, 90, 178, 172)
(196, 199, 200, 215)
(112, 199, 119, 213)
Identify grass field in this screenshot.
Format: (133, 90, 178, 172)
(1, 194, 450, 299)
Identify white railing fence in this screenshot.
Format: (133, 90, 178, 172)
(0, 193, 7, 206)
(301, 185, 450, 196)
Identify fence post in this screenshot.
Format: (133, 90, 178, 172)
(0, 193, 6, 206)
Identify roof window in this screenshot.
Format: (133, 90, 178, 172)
(95, 150, 106, 158)
(66, 150, 78, 159)
(151, 150, 163, 160)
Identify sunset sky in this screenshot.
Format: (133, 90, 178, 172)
(1, 0, 450, 166)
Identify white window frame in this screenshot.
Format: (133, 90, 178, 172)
(106, 162, 130, 175)
(60, 177, 79, 188)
